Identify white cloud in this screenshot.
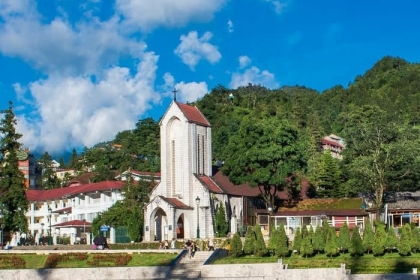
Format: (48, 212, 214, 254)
(16, 52, 162, 154)
(227, 19, 234, 33)
(239, 56, 251, 68)
(174, 31, 222, 70)
(0, 1, 145, 75)
(175, 81, 209, 103)
(263, 0, 288, 14)
(115, 0, 228, 31)
(230, 57, 278, 89)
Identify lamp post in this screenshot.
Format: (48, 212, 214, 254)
(47, 206, 52, 245)
(267, 205, 273, 237)
(0, 208, 3, 249)
(195, 196, 200, 239)
(83, 219, 86, 244)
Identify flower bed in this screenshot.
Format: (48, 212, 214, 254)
(0, 255, 26, 269)
(87, 253, 132, 267)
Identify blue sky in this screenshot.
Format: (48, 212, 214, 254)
(1, 0, 419, 155)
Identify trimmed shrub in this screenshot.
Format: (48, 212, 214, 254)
(349, 228, 363, 256)
(292, 227, 302, 253)
(325, 227, 339, 257)
(312, 226, 325, 254)
(398, 224, 411, 256)
(337, 222, 351, 253)
(229, 233, 243, 257)
(243, 226, 256, 255)
(385, 227, 398, 252)
(362, 219, 375, 254)
(254, 224, 267, 257)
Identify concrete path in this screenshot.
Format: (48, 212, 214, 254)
(167, 250, 214, 279)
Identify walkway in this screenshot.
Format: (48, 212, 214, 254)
(167, 250, 214, 279)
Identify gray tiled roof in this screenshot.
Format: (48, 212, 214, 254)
(386, 191, 420, 210)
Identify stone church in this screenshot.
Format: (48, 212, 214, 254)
(143, 101, 266, 242)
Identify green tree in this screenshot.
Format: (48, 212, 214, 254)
(337, 222, 351, 253)
(398, 224, 411, 256)
(362, 219, 375, 254)
(37, 152, 60, 190)
(229, 232, 243, 257)
(349, 228, 364, 256)
(222, 115, 307, 211)
(411, 226, 420, 253)
(275, 224, 289, 257)
(312, 226, 325, 254)
(342, 105, 420, 218)
(268, 227, 280, 254)
(243, 226, 256, 255)
(215, 203, 228, 237)
(0, 101, 29, 233)
(300, 235, 314, 258)
(254, 224, 267, 257)
(372, 223, 387, 256)
(325, 227, 339, 257)
(292, 227, 302, 253)
(385, 227, 398, 253)
(68, 148, 80, 170)
(315, 152, 343, 197)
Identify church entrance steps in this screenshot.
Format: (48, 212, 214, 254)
(167, 250, 213, 279)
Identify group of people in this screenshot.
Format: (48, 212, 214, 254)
(159, 238, 176, 250)
(184, 239, 215, 258)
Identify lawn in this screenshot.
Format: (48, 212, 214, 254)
(0, 252, 178, 269)
(212, 252, 420, 274)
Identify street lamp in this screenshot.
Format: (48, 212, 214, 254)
(195, 196, 200, 239)
(47, 206, 52, 245)
(267, 205, 273, 237)
(83, 219, 86, 244)
(0, 208, 4, 249)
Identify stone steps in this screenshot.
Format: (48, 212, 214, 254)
(167, 250, 213, 279)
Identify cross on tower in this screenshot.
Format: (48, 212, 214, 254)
(172, 88, 178, 101)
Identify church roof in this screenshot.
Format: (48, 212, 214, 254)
(52, 219, 92, 228)
(176, 102, 211, 127)
(209, 168, 310, 200)
(196, 175, 224, 193)
(161, 196, 194, 210)
(26, 181, 125, 202)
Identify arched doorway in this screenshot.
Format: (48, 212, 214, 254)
(153, 208, 168, 241)
(176, 215, 184, 239)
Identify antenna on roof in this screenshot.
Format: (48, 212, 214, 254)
(172, 88, 178, 101)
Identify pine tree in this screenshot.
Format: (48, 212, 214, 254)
(301, 225, 309, 238)
(398, 224, 411, 256)
(325, 227, 339, 257)
(362, 219, 375, 254)
(300, 235, 314, 258)
(229, 233, 243, 257)
(349, 228, 364, 256)
(385, 227, 398, 253)
(0, 101, 29, 232)
(254, 224, 268, 257)
(372, 223, 387, 256)
(276, 223, 289, 257)
(243, 226, 256, 255)
(37, 151, 60, 190)
(268, 227, 280, 255)
(337, 222, 351, 253)
(312, 226, 326, 254)
(68, 148, 80, 169)
(410, 226, 420, 253)
(308, 225, 314, 237)
(215, 203, 229, 237)
(292, 227, 302, 253)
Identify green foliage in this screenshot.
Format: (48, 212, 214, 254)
(253, 224, 267, 257)
(362, 219, 375, 254)
(243, 226, 256, 255)
(215, 203, 228, 237)
(349, 228, 364, 256)
(337, 222, 351, 253)
(410, 226, 420, 253)
(372, 223, 387, 256)
(312, 226, 325, 254)
(37, 152, 61, 189)
(300, 236, 314, 258)
(275, 224, 289, 257)
(0, 101, 29, 232)
(229, 233, 243, 257)
(398, 224, 412, 256)
(385, 227, 398, 252)
(292, 227, 302, 253)
(222, 114, 308, 210)
(315, 152, 344, 197)
(325, 227, 339, 257)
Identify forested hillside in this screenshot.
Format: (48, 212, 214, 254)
(50, 56, 420, 214)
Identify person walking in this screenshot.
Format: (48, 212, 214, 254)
(171, 238, 176, 250)
(208, 239, 215, 251)
(185, 240, 192, 258)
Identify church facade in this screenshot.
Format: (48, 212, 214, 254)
(143, 101, 259, 242)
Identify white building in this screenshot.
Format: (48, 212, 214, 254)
(25, 180, 125, 245)
(143, 101, 268, 242)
